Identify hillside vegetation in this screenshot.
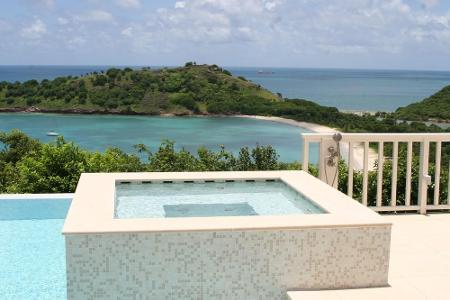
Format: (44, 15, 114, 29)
(0, 63, 279, 115)
(396, 85, 450, 121)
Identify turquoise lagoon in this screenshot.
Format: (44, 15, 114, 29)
(0, 113, 317, 163)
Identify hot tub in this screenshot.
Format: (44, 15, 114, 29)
(63, 171, 391, 299)
(115, 179, 325, 219)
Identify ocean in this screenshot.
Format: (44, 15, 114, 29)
(1, 65, 449, 111)
(0, 113, 317, 163)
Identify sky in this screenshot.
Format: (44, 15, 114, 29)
(0, 0, 450, 70)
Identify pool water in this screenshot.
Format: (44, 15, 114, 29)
(0, 198, 70, 300)
(115, 180, 324, 218)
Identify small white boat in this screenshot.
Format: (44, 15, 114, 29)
(257, 70, 274, 74)
(46, 131, 59, 136)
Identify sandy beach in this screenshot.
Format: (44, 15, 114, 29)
(237, 115, 377, 171)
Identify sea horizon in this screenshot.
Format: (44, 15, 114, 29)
(1, 64, 450, 72)
(1, 65, 449, 112)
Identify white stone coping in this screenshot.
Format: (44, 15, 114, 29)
(287, 287, 401, 299)
(0, 193, 74, 200)
(63, 171, 390, 235)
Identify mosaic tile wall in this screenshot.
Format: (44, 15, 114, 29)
(66, 226, 391, 299)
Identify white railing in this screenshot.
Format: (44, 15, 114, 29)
(301, 133, 450, 214)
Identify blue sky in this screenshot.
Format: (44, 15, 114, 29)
(0, 0, 450, 70)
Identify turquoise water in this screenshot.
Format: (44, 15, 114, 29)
(0, 198, 70, 300)
(115, 180, 324, 218)
(1, 65, 449, 111)
(0, 113, 316, 163)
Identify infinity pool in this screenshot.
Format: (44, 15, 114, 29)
(0, 196, 71, 300)
(115, 180, 325, 218)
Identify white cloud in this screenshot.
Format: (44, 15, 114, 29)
(24, 0, 55, 9)
(273, 0, 450, 56)
(151, 0, 273, 45)
(4, 0, 450, 67)
(67, 36, 86, 49)
(0, 19, 12, 32)
(40, 0, 55, 8)
(421, 0, 440, 9)
(318, 44, 368, 54)
(175, 1, 186, 9)
(264, 1, 282, 11)
(57, 17, 69, 25)
(117, 0, 449, 55)
(116, 0, 141, 9)
(121, 27, 133, 37)
(76, 10, 113, 22)
(21, 19, 47, 39)
(120, 24, 155, 52)
(235, 26, 256, 41)
(382, 0, 410, 14)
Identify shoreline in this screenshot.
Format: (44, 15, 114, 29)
(234, 115, 337, 133)
(237, 115, 377, 170)
(0, 110, 377, 170)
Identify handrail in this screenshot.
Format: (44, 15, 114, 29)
(301, 132, 450, 142)
(301, 132, 450, 214)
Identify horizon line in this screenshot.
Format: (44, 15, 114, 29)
(0, 64, 450, 73)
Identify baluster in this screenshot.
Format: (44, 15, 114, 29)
(362, 141, 369, 206)
(448, 161, 450, 206)
(405, 141, 413, 206)
(347, 142, 354, 198)
(376, 142, 384, 207)
(391, 141, 398, 207)
(418, 140, 430, 214)
(434, 141, 442, 206)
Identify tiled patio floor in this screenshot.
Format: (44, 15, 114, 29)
(288, 213, 450, 300)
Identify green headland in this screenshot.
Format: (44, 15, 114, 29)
(0, 62, 449, 133)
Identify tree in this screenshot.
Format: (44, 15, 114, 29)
(106, 68, 121, 79)
(170, 93, 199, 112)
(93, 75, 108, 86)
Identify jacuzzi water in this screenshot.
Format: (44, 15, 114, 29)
(0, 197, 70, 300)
(115, 180, 324, 218)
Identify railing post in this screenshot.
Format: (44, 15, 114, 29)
(418, 140, 431, 214)
(302, 139, 309, 172)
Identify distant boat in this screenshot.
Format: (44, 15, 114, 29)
(46, 131, 59, 136)
(257, 70, 275, 74)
